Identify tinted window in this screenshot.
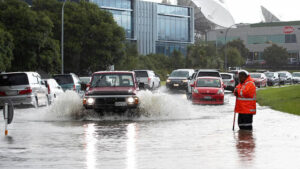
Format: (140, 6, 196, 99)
(170, 71, 189, 77)
(196, 79, 221, 88)
(278, 73, 286, 77)
(53, 75, 74, 85)
(197, 72, 220, 77)
(221, 74, 232, 79)
(265, 72, 274, 77)
(292, 73, 300, 77)
(91, 74, 134, 87)
(250, 73, 261, 78)
(134, 71, 148, 77)
(0, 73, 29, 86)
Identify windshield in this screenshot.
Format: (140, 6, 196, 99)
(196, 79, 221, 88)
(170, 71, 189, 78)
(221, 74, 232, 79)
(197, 72, 220, 77)
(265, 72, 274, 77)
(79, 77, 91, 84)
(278, 73, 286, 77)
(134, 71, 148, 77)
(292, 73, 300, 77)
(53, 75, 74, 85)
(0, 73, 29, 86)
(250, 73, 261, 78)
(91, 74, 134, 87)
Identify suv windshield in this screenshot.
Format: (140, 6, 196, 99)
(170, 71, 189, 78)
(221, 74, 232, 79)
(0, 73, 29, 86)
(53, 75, 74, 85)
(91, 74, 134, 87)
(265, 72, 274, 77)
(196, 79, 221, 88)
(278, 73, 286, 77)
(134, 71, 148, 77)
(292, 73, 300, 77)
(197, 72, 220, 77)
(250, 73, 261, 78)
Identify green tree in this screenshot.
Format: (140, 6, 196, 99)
(170, 50, 185, 69)
(263, 44, 289, 69)
(116, 42, 139, 70)
(32, 0, 125, 74)
(224, 47, 244, 67)
(0, 27, 14, 71)
(0, 0, 61, 73)
(226, 39, 249, 58)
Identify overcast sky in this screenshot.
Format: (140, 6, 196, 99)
(149, 0, 300, 24)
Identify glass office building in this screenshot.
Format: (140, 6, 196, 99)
(90, 0, 194, 56)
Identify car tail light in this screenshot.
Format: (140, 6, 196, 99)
(19, 87, 32, 95)
(148, 77, 151, 83)
(47, 85, 51, 94)
(73, 85, 76, 90)
(0, 91, 6, 96)
(230, 80, 234, 83)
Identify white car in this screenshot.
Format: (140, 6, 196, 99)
(134, 70, 161, 90)
(44, 79, 64, 104)
(0, 72, 48, 108)
(220, 73, 235, 91)
(292, 72, 300, 84)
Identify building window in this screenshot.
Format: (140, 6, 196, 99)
(157, 15, 189, 42)
(285, 34, 297, 43)
(94, 0, 131, 9)
(156, 42, 188, 56)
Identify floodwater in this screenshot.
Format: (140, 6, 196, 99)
(1, 88, 300, 169)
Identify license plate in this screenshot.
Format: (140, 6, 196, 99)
(204, 96, 212, 100)
(173, 84, 179, 87)
(6, 91, 17, 96)
(115, 102, 127, 106)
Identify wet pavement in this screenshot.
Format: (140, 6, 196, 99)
(1, 88, 300, 169)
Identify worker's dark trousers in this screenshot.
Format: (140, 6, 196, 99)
(238, 114, 253, 130)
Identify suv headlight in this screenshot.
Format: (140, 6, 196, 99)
(127, 96, 139, 105)
(166, 79, 171, 83)
(182, 79, 188, 83)
(87, 98, 95, 105)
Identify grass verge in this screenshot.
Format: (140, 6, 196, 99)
(257, 85, 300, 115)
(161, 81, 166, 86)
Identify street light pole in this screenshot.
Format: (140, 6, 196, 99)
(224, 23, 242, 71)
(61, 0, 66, 74)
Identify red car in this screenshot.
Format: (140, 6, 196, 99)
(191, 77, 224, 105)
(249, 73, 267, 88)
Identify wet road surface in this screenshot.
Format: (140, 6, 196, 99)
(1, 88, 300, 169)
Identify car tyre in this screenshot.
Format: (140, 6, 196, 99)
(34, 97, 38, 108)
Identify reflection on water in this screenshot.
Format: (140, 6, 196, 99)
(126, 123, 137, 169)
(235, 130, 256, 163)
(85, 123, 96, 169)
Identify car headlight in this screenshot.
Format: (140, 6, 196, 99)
(182, 79, 188, 83)
(87, 98, 95, 105)
(217, 89, 224, 95)
(166, 79, 171, 83)
(193, 88, 199, 93)
(127, 96, 139, 105)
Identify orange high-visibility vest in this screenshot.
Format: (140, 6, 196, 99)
(234, 76, 256, 114)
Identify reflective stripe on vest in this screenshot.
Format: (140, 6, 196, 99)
(250, 109, 256, 112)
(238, 123, 252, 126)
(240, 81, 255, 97)
(237, 97, 256, 101)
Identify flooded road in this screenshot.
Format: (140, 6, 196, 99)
(1, 88, 300, 169)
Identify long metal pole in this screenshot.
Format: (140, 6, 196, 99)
(61, 1, 66, 74)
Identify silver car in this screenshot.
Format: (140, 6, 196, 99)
(134, 70, 161, 90)
(292, 72, 300, 84)
(44, 78, 64, 104)
(220, 73, 235, 91)
(0, 72, 49, 108)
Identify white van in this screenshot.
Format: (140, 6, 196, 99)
(0, 72, 49, 108)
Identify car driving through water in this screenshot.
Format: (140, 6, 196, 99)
(83, 71, 140, 114)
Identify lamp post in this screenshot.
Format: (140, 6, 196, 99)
(61, 0, 66, 74)
(224, 23, 243, 71)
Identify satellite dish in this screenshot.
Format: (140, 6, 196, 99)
(179, 0, 235, 28)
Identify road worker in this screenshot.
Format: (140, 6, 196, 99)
(234, 70, 256, 130)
